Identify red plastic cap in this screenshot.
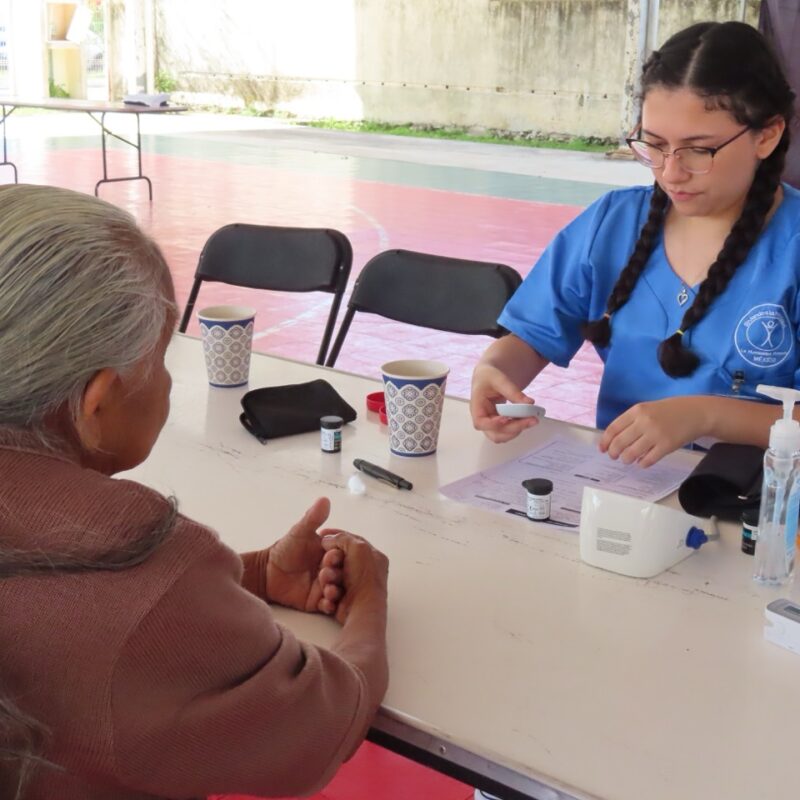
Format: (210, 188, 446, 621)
(366, 391, 385, 412)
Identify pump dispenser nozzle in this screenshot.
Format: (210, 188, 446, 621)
(757, 384, 800, 455)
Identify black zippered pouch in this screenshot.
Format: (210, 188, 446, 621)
(239, 379, 357, 443)
(678, 443, 764, 521)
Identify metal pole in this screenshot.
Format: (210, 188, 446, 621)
(619, 0, 647, 143)
(619, 0, 661, 145)
(739, 0, 749, 22)
(144, 0, 155, 93)
(123, 0, 138, 95)
(646, 0, 660, 54)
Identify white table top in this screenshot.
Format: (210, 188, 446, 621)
(0, 98, 187, 114)
(127, 336, 800, 800)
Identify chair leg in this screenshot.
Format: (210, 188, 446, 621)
(178, 279, 203, 333)
(324, 308, 355, 367)
(318, 290, 346, 366)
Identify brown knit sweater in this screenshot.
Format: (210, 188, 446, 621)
(0, 439, 369, 799)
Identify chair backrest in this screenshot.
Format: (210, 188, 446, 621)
(178, 224, 352, 365)
(325, 249, 522, 367)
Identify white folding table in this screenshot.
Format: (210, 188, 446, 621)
(0, 97, 186, 198)
(126, 335, 800, 800)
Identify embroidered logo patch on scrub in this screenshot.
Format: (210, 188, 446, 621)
(735, 303, 793, 368)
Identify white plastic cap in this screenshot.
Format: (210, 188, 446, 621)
(757, 384, 800, 454)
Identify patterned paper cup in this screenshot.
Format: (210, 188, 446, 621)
(198, 305, 256, 387)
(381, 359, 449, 457)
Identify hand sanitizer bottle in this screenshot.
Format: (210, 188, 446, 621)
(753, 384, 800, 586)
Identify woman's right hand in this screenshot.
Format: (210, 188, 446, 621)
(320, 532, 388, 624)
(321, 532, 389, 734)
(470, 362, 540, 443)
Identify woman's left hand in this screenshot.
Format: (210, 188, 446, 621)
(599, 396, 706, 467)
(266, 497, 344, 614)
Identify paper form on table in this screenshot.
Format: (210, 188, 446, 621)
(439, 434, 693, 527)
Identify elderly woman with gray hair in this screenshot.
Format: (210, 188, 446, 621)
(0, 183, 389, 800)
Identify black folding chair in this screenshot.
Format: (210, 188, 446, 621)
(178, 224, 352, 365)
(324, 249, 522, 367)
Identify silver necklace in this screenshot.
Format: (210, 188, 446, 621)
(677, 286, 689, 306)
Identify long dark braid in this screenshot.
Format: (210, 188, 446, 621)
(659, 134, 789, 375)
(582, 184, 669, 347)
(583, 21, 795, 376)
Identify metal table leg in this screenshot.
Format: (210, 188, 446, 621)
(0, 104, 19, 183)
(90, 111, 153, 200)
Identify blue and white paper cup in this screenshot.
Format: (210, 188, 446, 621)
(382, 359, 449, 457)
(198, 305, 256, 387)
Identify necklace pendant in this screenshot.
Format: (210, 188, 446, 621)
(677, 287, 689, 306)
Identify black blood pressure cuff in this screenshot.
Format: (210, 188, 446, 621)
(239, 379, 357, 443)
(678, 443, 764, 521)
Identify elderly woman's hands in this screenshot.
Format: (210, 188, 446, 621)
(320, 531, 389, 625)
(265, 497, 345, 614)
(263, 497, 389, 625)
(248, 501, 390, 716)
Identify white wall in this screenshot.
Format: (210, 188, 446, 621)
(154, 0, 761, 139)
(6, 0, 45, 97)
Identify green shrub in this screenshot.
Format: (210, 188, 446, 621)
(48, 79, 69, 98)
(155, 71, 177, 93)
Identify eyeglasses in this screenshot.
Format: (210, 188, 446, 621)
(625, 127, 751, 174)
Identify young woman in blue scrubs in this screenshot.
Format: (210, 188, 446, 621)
(471, 21, 799, 467)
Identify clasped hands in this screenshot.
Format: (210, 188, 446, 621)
(264, 496, 387, 623)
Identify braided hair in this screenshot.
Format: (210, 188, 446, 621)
(582, 183, 669, 347)
(583, 22, 796, 377)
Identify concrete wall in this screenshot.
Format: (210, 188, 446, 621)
(352, 0, 624, 137)
(154, 0, 761, 139)
(659, 0, 757, 42)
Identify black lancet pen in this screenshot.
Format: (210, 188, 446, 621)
(353, 459, 413, 490)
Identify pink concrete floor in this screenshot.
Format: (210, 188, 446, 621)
(7, 143, 602, 425)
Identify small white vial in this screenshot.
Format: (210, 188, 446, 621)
(522, 478, 553, 520)
(320, 415, 343, 453)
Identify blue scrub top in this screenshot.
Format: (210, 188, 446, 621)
(499, 184, 800, 429)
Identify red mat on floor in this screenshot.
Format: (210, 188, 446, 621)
(211, 741, 473, 800)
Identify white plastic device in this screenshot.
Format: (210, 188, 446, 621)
(579, 488, 714, 578)
(496, 402, 546, 419)
(764, 598, 800, 656)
